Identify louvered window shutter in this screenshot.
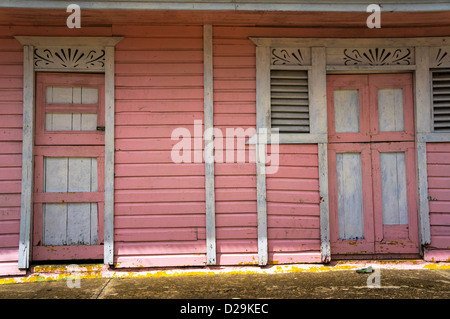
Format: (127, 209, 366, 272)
(432, 70, 450, 132)
(270, 70, 310, 133)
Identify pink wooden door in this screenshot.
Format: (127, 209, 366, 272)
(32, 73, 105, 261)
(327, 73, 419, 258)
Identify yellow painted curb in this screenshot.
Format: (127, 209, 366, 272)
(1, 260, 449, 285)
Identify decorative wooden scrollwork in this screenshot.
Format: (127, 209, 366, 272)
(343, 48, 412, 66)
(431, 47, 450, 68)
(271, 48, 311, 66)
(34, 47, 105, 70)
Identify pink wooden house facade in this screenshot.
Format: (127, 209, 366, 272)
(0, 1, 450, 276)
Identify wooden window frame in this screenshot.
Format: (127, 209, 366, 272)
(35, 73, 106, 146)
(15, 36, 122, 270)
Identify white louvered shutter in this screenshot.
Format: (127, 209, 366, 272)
(270, 70, 310, 133)
(432, 70, 450, 132)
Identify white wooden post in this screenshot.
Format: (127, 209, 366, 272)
(255, 45, 271, 266)
(415, 46, 431, 246)
(310, 47, 331, 263)
(104, 46, 115, 265)
(18, 45, 35, 269)
(203, 25, 216, 265)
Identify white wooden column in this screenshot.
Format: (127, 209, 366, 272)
(18, 44, 35, 269)
(255, 45, 271, 266)
(415, 46, 432, 246)
(203, 25, 216, 265)
(310, 47, 331, 263)
(104, 46, 116, 265)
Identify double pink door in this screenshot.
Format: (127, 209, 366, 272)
(32, 73, 105, 261)
(327, 74, 420, 258)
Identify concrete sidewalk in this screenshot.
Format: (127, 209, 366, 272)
(0, 260, 449, 300)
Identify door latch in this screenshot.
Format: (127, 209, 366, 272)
(96, 126, 105, 131)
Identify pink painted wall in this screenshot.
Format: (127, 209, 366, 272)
(113, 25, 207, 268)
(212, 27, 322, 265)
(0, 37, 25, 276)
(426, 143, 450, 262)
(267, 144, 321, 264)
(213, 27, 258, 265)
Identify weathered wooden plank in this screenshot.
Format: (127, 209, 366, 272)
(115, 255, 206, 268)
(115, 163, 204, 177)
(216, 214, 257, 227)
(266, 190, 320, 204)
(115, 202, 206, 216)
(115, 228, 201, 242)
(43, 203, 67, 245)
(68, 158, 96, 192)
(115, 189, 205, 203)
(267, 202, 319, 216)
(115, 63, 203, 75)
(0, 234, 20, 248)
(215, 201, 256, 214)
(0, 220, 20, 234)
(268, 228, 320, 240)
(266, 178, 319, 191)
(0, 167, 22, 180)
(380, 152, 408, 225)
(215, 227, 257, 239)
(427, 164, 450, 177)
(18, 45, 34, 269)
(429, 189, 450, 201)
(115, 176, 205, 189)
(0, 128, 21, 141)
(333, 89, 360, 133)
(378, 88, 404, 132)
(215, 175, 256, 188)
(430, 213, 450, 225)
(44, 157, 68, 192)
(111, 25, 202, 38)
(427, 142, 450, 152)
(268, 240, 321, 252)
(67, 203, 92, 245)
(216, 239, 258, 253)
(336, 153, 364, 239)
(427, 152, 450, 164)
(0, 181, 22, 193)
(215, 188, 256, 201)
(0, 209, 20, 221)
(116, 38, 203, 51)
(428, 177, 450, 189)
(267, 215, 320, 228)
(116, 113, 201, 125)
(115, 215, 206, 229)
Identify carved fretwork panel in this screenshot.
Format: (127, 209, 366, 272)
(34, 47, 105, 71)
(271, 48, 311, 66)
(430, 47, 450, 68)
(327, 47, 414, 66)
